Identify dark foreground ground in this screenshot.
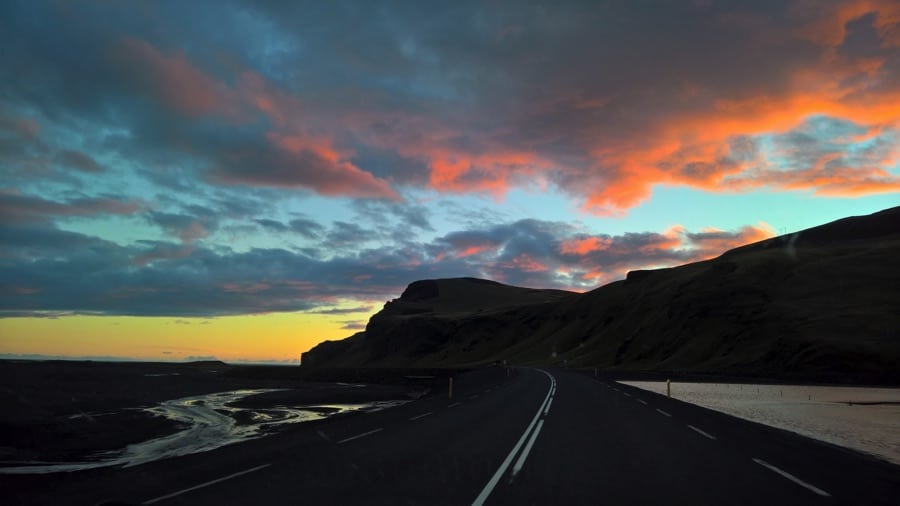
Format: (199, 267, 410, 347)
(0, 360, 460, 463)
(2, 364, 898, 505)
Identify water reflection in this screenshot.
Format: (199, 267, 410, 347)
(0, 389, 407, 474)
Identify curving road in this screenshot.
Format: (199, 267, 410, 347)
(5, 368, 899, 505)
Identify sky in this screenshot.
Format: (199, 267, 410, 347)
(1, 0, 898, 363)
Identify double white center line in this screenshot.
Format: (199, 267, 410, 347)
(472, 369, 556, 506)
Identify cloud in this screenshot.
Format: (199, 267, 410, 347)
(57, 150, 104, 173)
(289, 218, 325, 239)
(147, 210, 217, 243)
(113, 37, 226, 117)
(254, 218, 289, 232)
(0, 191, 141, 225)
(1, 216, 777, 317)
(5, 1, 899, 213)
(340, 321, 367, 330)
(312, 305, 374, 315)
(325, 221, 379, 247)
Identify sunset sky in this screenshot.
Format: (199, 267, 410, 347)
(1, 0, 898, 363)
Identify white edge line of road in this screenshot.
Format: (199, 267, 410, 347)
(409, 412, 433, 421)
(752, 458, 830, 497)
(336, 427, 384, 444)
(142, 464, 272, 504)
(687, 424, 716, 440)
(472, 369, 555, 506)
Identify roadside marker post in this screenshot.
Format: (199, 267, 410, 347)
(667, 379, 671, 398)
(449, 377, 454, 399)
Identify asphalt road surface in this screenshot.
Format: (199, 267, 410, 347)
(5, 368, 899, 505)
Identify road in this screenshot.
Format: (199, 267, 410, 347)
(5, 368, 899, 505)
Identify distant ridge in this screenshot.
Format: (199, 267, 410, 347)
(302, 207, 900, 383)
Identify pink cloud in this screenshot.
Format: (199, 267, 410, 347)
(114, 37, 226, 116)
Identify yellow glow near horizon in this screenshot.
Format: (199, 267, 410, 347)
(0, 308, 374, 362)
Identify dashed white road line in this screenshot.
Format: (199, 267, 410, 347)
(612, 388, 621, 392)
(142, 464, 272, 504)
(656, 408, 672, 417)
(623, 392, 632, 398)
(336, 428, 383, 444)
(448, 402, 462, 408)
(469, 394, 479, 399)
(752, 458, 830, 497)
(636, 399, 648, 405)
(543, 396, 553, 415)
(409, 412, 433, 421)
(687, 424, 716, 440)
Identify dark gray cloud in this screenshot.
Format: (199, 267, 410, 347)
(146, 210, 217, 243)
(325, 221, 379, 247)
(0, 192, 141, 224)
(255, 218, 289, 232)
(289, 218, 325, 239)
(57, 149, 104, 173)
(312, 305, 374, 315)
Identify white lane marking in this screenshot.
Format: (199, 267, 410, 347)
(409, 412, 433, 421)
(623, 392, 632, 398)
(336, 428, 383, 444)
(752, 458, 830, 497)
(543, 396, 553, 415)
(656, 409, 672, 417)
(510, 420, 545, 480)
(472, 370, 555, 506)
(612, 388, 620, 392)
(636, 399, 648, 405)
(687, 424, 716, 440)
(142, 464, 271, 504)
(449, 402, 462, 407)
(470, 394, 479, 399)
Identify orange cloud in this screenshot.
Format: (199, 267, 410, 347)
(794, 0, 900, 48)
(456, 245, 495, 258)
(578, 58, 900, 214)
(511, 254, 548, 272)
(684, 222, 776, 256)
(560, 236, 613, 255)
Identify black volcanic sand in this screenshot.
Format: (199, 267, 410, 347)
(0, 360, 459, 464)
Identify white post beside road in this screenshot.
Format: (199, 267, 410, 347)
(667, 379, 671, 398)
